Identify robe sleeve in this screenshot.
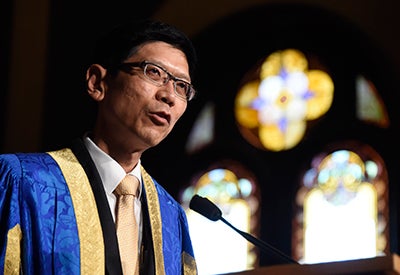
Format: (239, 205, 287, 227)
(0, 154, 23, 274)
(0, 152, 85, 275)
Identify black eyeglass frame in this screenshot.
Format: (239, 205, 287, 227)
(118, 61, 196, 101)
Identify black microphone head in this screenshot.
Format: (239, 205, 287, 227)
(189, 194, 222, 221)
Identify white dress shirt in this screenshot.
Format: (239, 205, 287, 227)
(83, 135, 143, 249)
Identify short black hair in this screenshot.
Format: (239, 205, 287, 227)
(92, 19, 197, 80)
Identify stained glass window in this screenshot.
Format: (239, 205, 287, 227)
(185, 102, 216, 154)
(180, 164, 260, 275)
(293, 146, 389, 263)
(235, 49, 334, 151)
(356, 75, 390, 128)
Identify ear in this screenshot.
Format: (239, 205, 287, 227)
(86, 64, 108, 101)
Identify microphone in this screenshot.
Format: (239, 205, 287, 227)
(189, 194, 298, 265)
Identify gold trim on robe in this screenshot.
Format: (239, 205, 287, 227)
(141, 166, 166, 275)
(49, 149, 105, 275)
(4, 224, 22, 275)
(183, 251, 197, 275)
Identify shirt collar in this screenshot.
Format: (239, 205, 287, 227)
(83, 135, 142, 197)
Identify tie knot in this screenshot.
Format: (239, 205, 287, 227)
(114, 174, 139, 196)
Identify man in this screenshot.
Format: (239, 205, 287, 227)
(0, 19, 198, 275)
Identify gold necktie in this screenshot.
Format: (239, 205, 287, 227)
(114, 174, 140, 275)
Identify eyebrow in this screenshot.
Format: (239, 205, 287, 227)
(148, 60, 191, 83)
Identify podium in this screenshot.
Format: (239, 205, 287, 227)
(224, 254, 400, 274)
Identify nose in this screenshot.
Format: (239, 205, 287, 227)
(156, 80, 176, 106)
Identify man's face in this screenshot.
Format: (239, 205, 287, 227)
(93, 41, 190, 153)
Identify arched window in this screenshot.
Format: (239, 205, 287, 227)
(180, 162, 261, 275)
(355, 75, 389, 128)
(293, 144, 389, 264)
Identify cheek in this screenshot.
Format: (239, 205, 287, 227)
(172, 103, 187, 124)
(179, 104, 187, 119)
(110, 74, 149, 98)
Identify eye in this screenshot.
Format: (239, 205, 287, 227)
(145, 64, 163, 79)
(175, 80, 189, 95)
(175, 80, 188, 91)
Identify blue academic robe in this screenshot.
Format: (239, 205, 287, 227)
(0, 139, 197, 275)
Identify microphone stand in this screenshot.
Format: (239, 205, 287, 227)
(189, 194, 298, 265)
(219, 216, 298, 264)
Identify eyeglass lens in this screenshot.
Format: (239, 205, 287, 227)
(143, 63, 194, 100)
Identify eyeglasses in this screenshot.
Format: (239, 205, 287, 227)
(119, 61, 196, 101)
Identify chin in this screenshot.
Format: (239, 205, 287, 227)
(147, 137, 164, 148)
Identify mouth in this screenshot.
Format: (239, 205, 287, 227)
(149, 111, 171, 125)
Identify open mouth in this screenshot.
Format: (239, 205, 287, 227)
(150, 111, 171, 125)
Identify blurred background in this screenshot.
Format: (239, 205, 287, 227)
(2, 0, 400, 274)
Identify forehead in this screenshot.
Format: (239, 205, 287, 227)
(130, 41, 190, 79)
(132, 41, 184, 59)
